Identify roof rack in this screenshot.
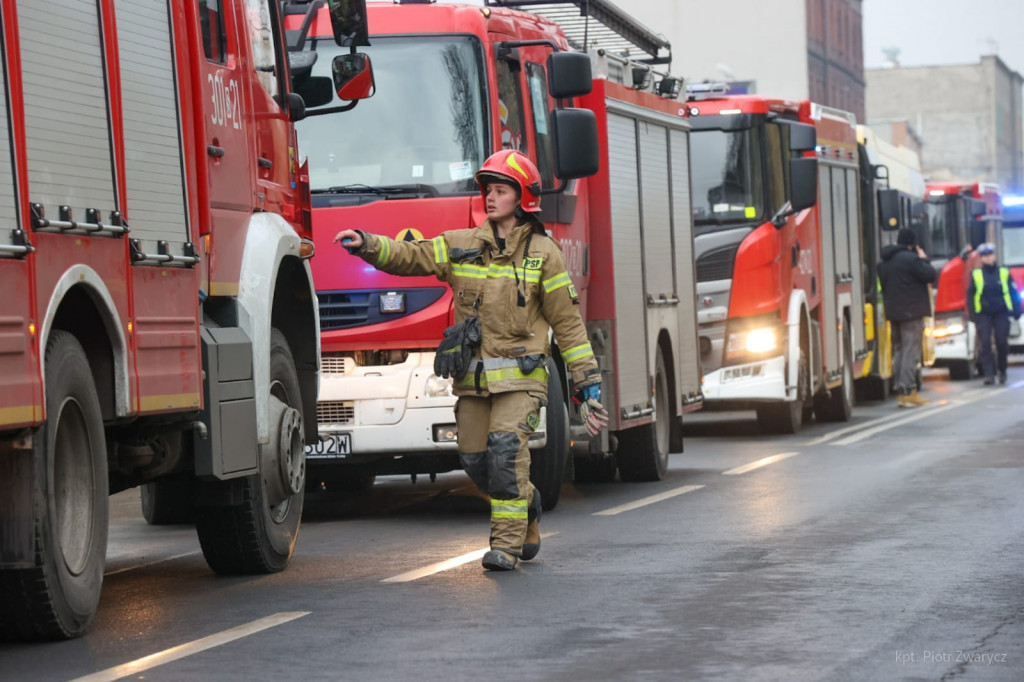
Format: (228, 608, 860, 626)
(482, 0, 671, 66)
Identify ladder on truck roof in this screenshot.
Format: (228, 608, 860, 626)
(483, 0, 671, 66)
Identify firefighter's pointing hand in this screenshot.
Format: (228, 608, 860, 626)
(333, 229, 363, 253)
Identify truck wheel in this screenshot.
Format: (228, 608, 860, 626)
(948, 359, 972, 381)
(573, 454, 618, 483)
(815, 336, 854, 422)
(196, 329, 305, 574)
(618, 346, 671, 482)
(756, 400, 803, 435)
(0, 331, 108, 640)
(141, 476, 196, 525)
(530, 359, 568, 511)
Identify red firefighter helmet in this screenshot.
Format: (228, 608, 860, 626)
(474, 150, 542, 213)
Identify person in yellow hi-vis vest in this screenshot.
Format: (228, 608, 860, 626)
(333, 150, 608, 571)
(967, 242, 1022, 385)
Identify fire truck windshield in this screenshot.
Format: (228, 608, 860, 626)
(924, 199, 966, 260)
(296, 36, 488, 196)
(690, 127, 765, 231)
(1001, 225, 1024, 267)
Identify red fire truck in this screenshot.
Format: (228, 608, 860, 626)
(290, 0, 703, 501)
(689, 93, 865, 434)
(0, 0, 372, 640)
(922, 182, 1002, 379)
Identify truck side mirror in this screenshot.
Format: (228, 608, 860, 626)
(294, 76, 335, 109)
(326, 0, 370, 47)
(784, 121, 817, 152)
(789, 157, 817, 212)
(547, 52, 592, 99)
(332, 53, 375, 100)
(878, 188, 901, 230)
(551, 108, 598, 179)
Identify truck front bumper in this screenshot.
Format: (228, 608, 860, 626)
(701, 355, 787, 403)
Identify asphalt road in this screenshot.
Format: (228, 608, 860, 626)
(1, 365, 1022, 681)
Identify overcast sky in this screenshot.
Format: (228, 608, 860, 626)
(862, 0, 1021, 74)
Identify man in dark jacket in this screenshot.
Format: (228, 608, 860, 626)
(967, 242, 1022, 385)
(878, 228, 937, 407)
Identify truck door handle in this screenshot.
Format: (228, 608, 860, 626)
(207, 145, 225, 158)
(258, 157, 273, 169)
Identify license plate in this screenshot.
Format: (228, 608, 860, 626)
(304, 433, 352, 458)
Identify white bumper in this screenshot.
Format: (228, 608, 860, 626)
(701, 355, 788, 402)
(311, 352, 547, 457)
(315, 352, 458, 455)
(933, 323, 975, 362)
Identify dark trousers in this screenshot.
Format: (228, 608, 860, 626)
(975, 313, 1010, 377)
(892, 317, 924, 394)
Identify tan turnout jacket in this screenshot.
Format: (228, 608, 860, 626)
(356, 220, 600, 396)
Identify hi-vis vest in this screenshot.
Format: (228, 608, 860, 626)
(972, 267, 1013, 313)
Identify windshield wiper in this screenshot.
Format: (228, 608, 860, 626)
(311, 184, 385, 195)
(311, 183, 441, 198)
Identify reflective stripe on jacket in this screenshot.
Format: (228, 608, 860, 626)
(357, 220, 599, 395)
(972, 267, 1013, 314)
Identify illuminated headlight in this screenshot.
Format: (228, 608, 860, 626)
(933, 319, 965, 338)
(727, 326, 778, 357)
(425, 374, 453, 397)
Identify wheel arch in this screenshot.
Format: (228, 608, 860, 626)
(40, 266, 130, 420)
(785, 289, 810, 398)
(271, 255, 319, 443)
(235, 212, 319, 444)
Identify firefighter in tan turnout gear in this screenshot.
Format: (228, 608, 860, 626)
(334, 150, 607, 570)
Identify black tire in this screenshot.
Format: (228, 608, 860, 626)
(141, 476, 196, 525)
(617, 346, 671, 482)
(855, 375, 889, 402)
(948, 359, 973, 381)
(815, 336, 854, 422)
(0, 331, 108, 640)
(573, 453, 618, 483)
(530, 359, 569, 511)
(195, 329, 305, 574)
(756, 400, 803, 435)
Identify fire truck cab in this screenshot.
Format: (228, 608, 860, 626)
(690, 94, 867, 434)
(291, 0, 703, 500)
(0, 0, 371, 640)
(923, 182, 1002, 379)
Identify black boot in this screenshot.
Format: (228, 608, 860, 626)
(521, 491, 542, 561)
(482, 549, 518, 571)
(983, 374, 995, 385)
(999, 370, 1007, 385)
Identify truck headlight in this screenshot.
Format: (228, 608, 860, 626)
(934, 317, 965, 338)
(726, 326, 778, 358)
(425, 375, 453, 397)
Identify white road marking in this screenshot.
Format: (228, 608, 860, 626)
(381, 532, 558, 583)
(722, 452, 799, 476)
(592, 485, 704, 516)
(104, 551, 199, 577)
(806, 383, 1014, 446)
(69, 612, 310, 682)
(831, 402, 963, 445)
(804, 407, 939, 445)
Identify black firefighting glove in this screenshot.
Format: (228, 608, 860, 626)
(433, 315, 481, 380)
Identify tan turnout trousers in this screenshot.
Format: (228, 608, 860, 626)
(455, 390, 542, 556)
